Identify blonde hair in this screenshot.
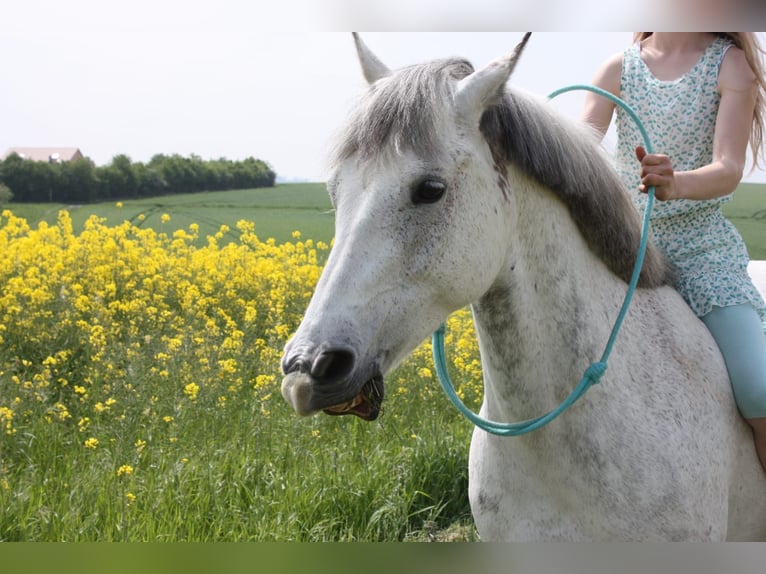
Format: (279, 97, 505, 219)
(634, 32, 766, 171)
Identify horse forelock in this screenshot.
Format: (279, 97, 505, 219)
(331, 58, 475, 165)
(479, 90, 677, 289)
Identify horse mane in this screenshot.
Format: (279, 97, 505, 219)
(332, 58, 677, 289)
(481, 89, 677, 288)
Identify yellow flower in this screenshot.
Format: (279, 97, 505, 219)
(78, 417, 91, 432)
(160, 213, 171, 223)
(116, 464, 134, 477)
(125, 492, 136, 505)
(134, 439, 147, 453)
(183, 382, 200, 401)
(115, 202, 123, 208)
(254, 374, 274, 390)
(84, 437, 99, 449)
(51, 402, 71, 421)
(0, 407, 15, 436)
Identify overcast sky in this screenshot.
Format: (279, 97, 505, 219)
(2, 2, 764, 183)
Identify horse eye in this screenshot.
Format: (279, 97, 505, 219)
(412, 179, 446, 205)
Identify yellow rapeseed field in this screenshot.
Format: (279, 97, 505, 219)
(0, 210, 326, 434)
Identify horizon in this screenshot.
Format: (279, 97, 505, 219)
(3, 147, 766, 187)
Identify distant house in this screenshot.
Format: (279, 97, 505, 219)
(2, 147, 84, 164)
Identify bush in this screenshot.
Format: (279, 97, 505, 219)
(0, 182, 12, 205)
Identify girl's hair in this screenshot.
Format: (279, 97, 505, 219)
(634, 33, 766, 171)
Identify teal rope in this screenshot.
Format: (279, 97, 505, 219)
(432, 84, 656, 436)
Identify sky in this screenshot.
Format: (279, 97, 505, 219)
(1, 2, 764, 183)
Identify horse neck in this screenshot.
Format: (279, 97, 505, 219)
(471, 177, 628, 421)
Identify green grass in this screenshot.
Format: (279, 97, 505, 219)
(0, 364, 477, 541)
(721, 182, 766, 259)
(0, 391, 475, 541)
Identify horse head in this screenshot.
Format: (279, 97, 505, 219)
(280, 34, 533, 420)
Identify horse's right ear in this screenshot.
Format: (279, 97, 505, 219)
(353, 33, 391, 84)
(454, 32, 531, 123)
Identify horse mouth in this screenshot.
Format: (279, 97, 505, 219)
(322, 375, 384, 421)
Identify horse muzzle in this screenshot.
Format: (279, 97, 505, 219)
(280, 344, 385, 421)
(280, 370, 385, 421)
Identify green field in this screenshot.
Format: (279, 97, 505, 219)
(4, 181, 764, 256)
(3, 183, 335, 246)
(721, 182, 766, 259)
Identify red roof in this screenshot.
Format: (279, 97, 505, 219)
(2, 147, 84, 163)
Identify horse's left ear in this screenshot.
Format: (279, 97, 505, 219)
(455, 32, 531, 122)
(353, 32, 391, 85)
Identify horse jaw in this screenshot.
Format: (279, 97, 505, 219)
(352, 33, 391, 84)
(454, 32, 531, 124)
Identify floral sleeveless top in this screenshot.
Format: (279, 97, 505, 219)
(615, 36, 766, 323)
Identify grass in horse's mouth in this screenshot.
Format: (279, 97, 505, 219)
(323, 375, 384, 421)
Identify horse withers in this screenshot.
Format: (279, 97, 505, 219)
(280, 34, 766, 541)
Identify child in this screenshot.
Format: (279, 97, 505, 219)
(581, 32, 766, 474)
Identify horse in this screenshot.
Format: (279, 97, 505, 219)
(280, 33, 766, 541)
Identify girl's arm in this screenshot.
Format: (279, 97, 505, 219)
(638, 47, 757, 201)
(580, 52, 623, 138)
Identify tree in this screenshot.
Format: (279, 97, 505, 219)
(133, 163, 167, 197)
(0, 152, 277, 203)
(61, 158, 99, 203)
(0, 154, 54, 202)
(98, 154, 137, 199)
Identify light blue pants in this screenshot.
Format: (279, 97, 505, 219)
(701, 304, 766, 419)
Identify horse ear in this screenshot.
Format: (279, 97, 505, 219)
(455, 32, 531, 121)
(353, 33, 391, 84)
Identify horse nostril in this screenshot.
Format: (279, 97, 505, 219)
(281, 354, 306, 376)
(310, 348, 356, 385)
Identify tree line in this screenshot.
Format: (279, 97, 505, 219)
(0, 153, 276, 203)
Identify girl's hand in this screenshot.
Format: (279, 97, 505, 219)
(635, 146, 677, 201)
